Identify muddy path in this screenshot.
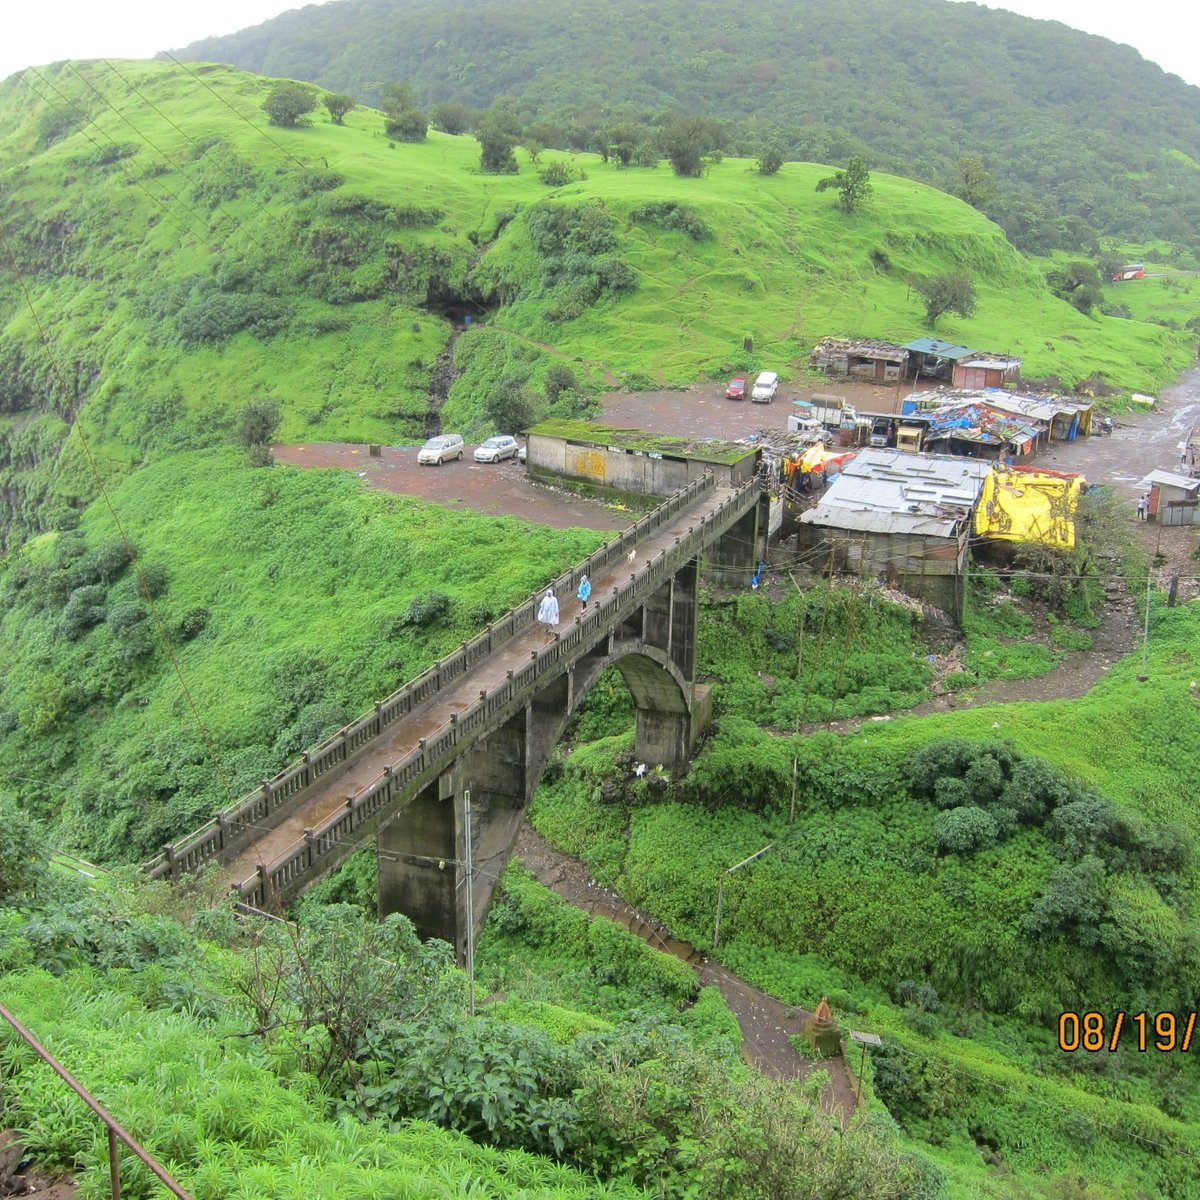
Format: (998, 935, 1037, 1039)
(513, 825, 861, 1126)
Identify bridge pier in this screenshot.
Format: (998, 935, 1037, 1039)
(377, 768, 461, 947)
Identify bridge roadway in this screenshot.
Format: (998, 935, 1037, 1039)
(220, 482, 747, 896)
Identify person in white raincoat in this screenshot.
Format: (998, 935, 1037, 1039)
(537, 588, 560, 642)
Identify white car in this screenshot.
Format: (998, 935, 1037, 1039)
(474, 435, 520, 463)
(417, 434, 464, 465)
(751, 371, 779, 403)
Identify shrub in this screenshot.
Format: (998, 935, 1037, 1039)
(538, 161, 584, 187)
(757, 147, 784, 176)
(177, 606, 210, 640)
(1001, 756, 1078, 824)
(629, 201, 710, 240)
(933, 806, 1000, 855)
(1046, 797, 1125, 860)
(0, 797, 49, 901)
(403, 590, 451, 627)
(60, 584, 108, 639)
(136, 561, 169, 599)
(107, 601, 147, 637)
(932, 777, 971, 810)
(91, 538, 134, 583)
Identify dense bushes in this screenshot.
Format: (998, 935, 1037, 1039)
(629, 201, 710, 240)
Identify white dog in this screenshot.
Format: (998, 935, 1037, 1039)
(627, 549, 637, 565)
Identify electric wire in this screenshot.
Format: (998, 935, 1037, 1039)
(58, 62, 273, 255)
(17, 68, 219, 251)
(163, 53, 328, 176)
(96, 59, 293, 237)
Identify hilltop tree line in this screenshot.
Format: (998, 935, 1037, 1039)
(184, 0, 1200, 256)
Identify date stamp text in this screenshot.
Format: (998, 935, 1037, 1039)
(1058, 1011, 1196, 1053)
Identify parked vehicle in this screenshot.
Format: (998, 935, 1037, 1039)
(474, 435, 520, 463)
(517, 444, 527, 463)
(725, 377, 747, 400)
(869, 416, 893, 448)
(417, 434, 465, 465)
(750, 371, 779, 403)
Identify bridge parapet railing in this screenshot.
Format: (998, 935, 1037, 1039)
(151, 473, 739, 884)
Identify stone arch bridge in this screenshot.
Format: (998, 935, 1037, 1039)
(147, 474, 765, 961)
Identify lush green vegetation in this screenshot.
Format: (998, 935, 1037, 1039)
(0, 451, 604, 860)
(528, 588, 1200, 1198)
(175, 0, 1200, 255)
(0, 839, 921, 1199)
(1, 60, 1195, 551)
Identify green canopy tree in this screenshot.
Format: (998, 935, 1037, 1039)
(816, 156, 872, 212)
(915, 272, 977, 327)
(323, 93, 357, 125)
(477, 103, 522, 174)
(262, 83, 317, 128)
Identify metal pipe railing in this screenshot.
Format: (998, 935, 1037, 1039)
(0, 1002, 194, 1200)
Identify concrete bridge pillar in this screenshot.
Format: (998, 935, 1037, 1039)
(377, 765, 461, 947)
(706, 496, 766, 581)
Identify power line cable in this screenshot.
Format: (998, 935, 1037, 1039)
(59, 62, 273, 255)
(16, 68, 217, 250)
(96, 59, 292, 237)
(162, 53, 330, 176)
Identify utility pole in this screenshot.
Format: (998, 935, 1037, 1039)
(462, 789, 475, 1016)
(713, 842, 774, 947)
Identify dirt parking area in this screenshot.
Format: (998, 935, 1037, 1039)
(273, 442, 632, 532)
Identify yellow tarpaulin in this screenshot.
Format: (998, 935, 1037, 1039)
(974, 468, 1086, 548)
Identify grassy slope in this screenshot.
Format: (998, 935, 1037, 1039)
(526, 592, 1200, 1199)
(0, 451, 606, 859)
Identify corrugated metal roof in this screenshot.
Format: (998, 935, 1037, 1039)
(902, 338, 976, 360)
(1143, 470, 1199, 491)
(799, 449, 990, 537)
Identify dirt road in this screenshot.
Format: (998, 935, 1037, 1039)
(273, 442, 631, 533)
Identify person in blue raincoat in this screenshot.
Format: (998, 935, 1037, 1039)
(577, 573, 592, 612)
(537, 588, 560, 642)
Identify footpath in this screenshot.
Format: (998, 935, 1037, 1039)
(514, 826, 861, 1127)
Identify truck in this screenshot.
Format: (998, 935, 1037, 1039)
(791, 394, 853, 431)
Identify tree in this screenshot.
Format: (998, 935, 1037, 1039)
(487, 379, 535, 433)
(757, 146, 784, 176)
(816, 156, 872, 212)
(1046, 261, 1104, 314)
(385, 110, 429, 141)
(915, 272, 977, 327)
(477, 104, 522, 175)
(429, 101, 472, 136)
(381, 82, 427, 141)
(262, 83, 317, 128)
(950, 154, 995, 210)
(323, 93, 357, 125)
(237, 397, 282, 466)
(659, 115, 726, 178)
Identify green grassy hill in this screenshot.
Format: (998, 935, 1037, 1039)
(170, 0, 1200, 254)
(1, 60, 1195, 549)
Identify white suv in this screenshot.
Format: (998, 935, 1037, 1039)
(751, 371, 779, 403)
(417, 434, 464, 465)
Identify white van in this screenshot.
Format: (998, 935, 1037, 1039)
(417, 434, 465, 465)
(750, 371, 779, 403)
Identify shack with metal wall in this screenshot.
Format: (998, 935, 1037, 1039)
(797, 449, 991, 623)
